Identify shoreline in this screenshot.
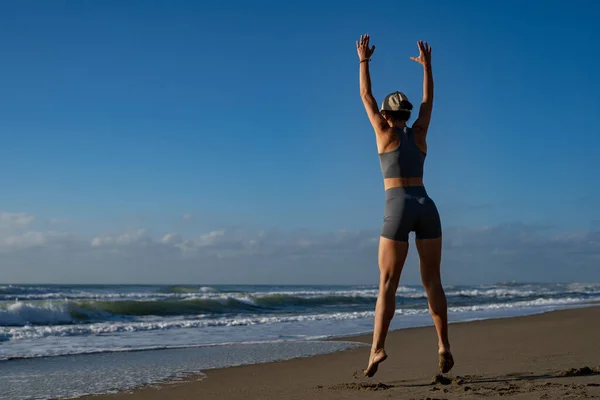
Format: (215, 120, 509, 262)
(79, 304, 600, 400)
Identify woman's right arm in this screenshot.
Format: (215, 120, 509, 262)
(357, 34, 390, 137)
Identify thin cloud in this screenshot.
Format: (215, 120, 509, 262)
(0, 210, 598, 284)
(0, 212, 35, 227)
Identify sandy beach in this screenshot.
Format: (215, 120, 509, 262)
(83, 305, 600, 400)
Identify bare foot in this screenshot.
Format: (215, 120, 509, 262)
(438, 350, 454, 374)
(364, 348, 387, 377)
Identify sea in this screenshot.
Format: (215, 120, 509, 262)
(1, 282, 599, 399)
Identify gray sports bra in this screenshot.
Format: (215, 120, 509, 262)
(378, 127, 426, 178)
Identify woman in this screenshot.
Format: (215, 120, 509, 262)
(356, 34, 454, 377)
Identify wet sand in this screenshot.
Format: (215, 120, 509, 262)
(84, 306, 600, 399)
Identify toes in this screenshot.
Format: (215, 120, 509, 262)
(363, 364, 377, 377)
(364, 350, 387, 377)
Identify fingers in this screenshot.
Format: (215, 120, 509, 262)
(419, 40, 432, 54)
(357, 34, 371, 48)
(359, 34, 430, 61)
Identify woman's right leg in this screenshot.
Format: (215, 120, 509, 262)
(364, 235, 409, 377)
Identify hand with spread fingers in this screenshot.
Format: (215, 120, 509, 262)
(410, 40, 432, 66)
(356, 34, 375, 62)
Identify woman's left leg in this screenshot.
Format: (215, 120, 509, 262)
(416, 236, 452, 373)
(364, 235, 409, 377)
(414, 194, 453, 373)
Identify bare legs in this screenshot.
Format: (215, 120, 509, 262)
(364, 236, 408, 377)
(416, 236, 453, 373)
(365, 235, 453, 377)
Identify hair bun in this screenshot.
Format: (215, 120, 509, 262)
(399, 100, 413, 111)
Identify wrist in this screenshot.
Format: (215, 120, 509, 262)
(359, 58, 370, 64)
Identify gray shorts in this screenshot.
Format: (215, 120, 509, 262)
(381, 186, 442, 242)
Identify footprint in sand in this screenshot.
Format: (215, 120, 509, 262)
(329, 382, 393, 391)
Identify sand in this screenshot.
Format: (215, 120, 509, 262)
(83, 306, 600, 399)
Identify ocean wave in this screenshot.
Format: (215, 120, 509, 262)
(5, 283, 598, 303)
(0, 302, 74, 326)
(1, 310, 384, 342)
(447, 283, 600, 299)
(564, 282, 600, 295)
(158, 285, 221, 294)
(0, 286, 538, 302)
(0, 293, 387, 327)
(3, 285, 600, 327)
(448, 296, 594, 312)
(0, 285, 63, 296)
(446, 288, 540, 298)
(0, 287, 385, 302)
(0, 298, 246, 326)
(2, 296, 597, 343)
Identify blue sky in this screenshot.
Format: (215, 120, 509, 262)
(0, 0, 599, 284)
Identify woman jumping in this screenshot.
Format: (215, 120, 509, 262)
(356, 34, 454, 377)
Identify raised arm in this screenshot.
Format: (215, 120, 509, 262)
(411, 41, 434, 142)
(357, 34, 389, 136)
